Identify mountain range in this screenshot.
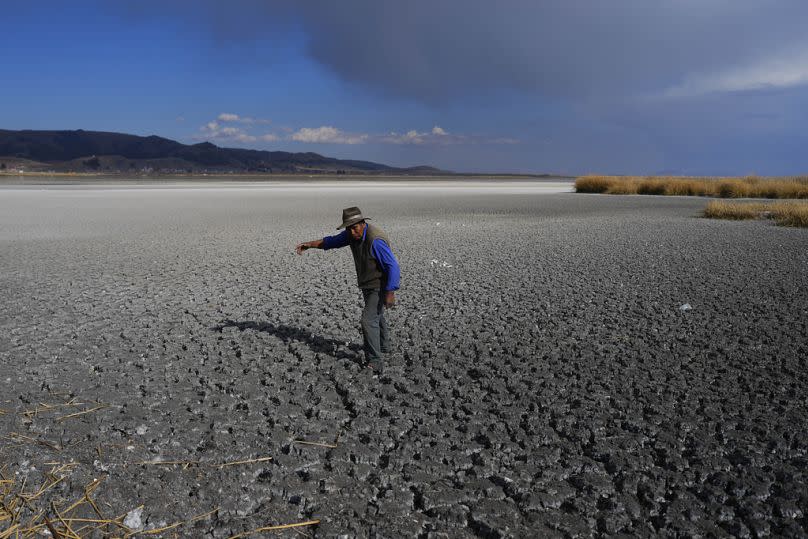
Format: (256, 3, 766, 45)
(0, 129, 442, 175)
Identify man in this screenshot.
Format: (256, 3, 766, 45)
(295, 207, 400, 375)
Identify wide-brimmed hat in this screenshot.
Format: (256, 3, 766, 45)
(337, 206, 371, 229)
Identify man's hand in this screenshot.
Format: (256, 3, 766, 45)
(384, 290, 396, 307)
(296, 239, 324, 255)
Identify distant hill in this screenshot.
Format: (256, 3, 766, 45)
(0, 129, 445, 175)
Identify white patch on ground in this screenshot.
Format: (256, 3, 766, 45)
(124, 507, 143, 530)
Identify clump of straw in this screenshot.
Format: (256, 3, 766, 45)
(576, 175, 808, 199)
(0, 463, 221, 538)
(703, 200, 808, 227)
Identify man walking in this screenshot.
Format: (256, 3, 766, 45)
(296, 207, 400, 374)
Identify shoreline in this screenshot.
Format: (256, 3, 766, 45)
(0, 171, 571, 182)
(0, 179, 576, 194)
(0, 175, 575, 192)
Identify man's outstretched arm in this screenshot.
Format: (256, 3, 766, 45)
(296, 230, 349, 254)
(295, 238, 324, 254)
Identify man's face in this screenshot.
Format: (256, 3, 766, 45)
(347, 221, 365, 242)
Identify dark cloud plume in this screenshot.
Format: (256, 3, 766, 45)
(107, 0, 808, 173)
(119, 0, 808, 102)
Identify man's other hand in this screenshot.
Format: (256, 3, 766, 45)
(295, 243, 308, 255)
(384, 291, 396, 307)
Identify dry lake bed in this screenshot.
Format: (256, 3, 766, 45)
(1, 179, 807, 537)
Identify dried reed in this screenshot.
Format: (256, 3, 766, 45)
(227, 520, 321, 539)
(703, 200, 808, 227)
(576, 175, 808, 199)
(55, 405, 108, 422)
(4, 393, 311, 537)
(1, 465, 128, 538)
(1, 463, 220, 538)
(136, 456, 273, 469)
(292, 440, 338, 449)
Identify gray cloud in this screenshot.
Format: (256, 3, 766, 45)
(115, 0, 808, 103)
(114, 0, 808, 173)
(118, 1, 808, 103)
(302, 0, 808, 102)
(220, 2, 808, 103)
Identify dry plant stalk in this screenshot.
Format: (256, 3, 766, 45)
(227, 519, 321, 539)
(292, 440, 338, 449)
(22, 401, 88, 418)
(1, 464, 129, 538)
(55, 405, 108, 422)
(8, 432, 62, 451)
(5, 394, 286, 539)
(136, 459, 202, 469)
(217, 456, 273, 468)
(138, 506, 219, 535)
(0, 463, 219, 539)
(2, 462, 220, 538)
(136, 455, 272, 469)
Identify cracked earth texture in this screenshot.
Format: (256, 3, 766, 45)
(1, 181, 807, 537)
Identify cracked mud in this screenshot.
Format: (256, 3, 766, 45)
(1, 182, 807, 537)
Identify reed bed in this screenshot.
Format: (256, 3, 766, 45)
(575, 175, 808, 199)
(703, 200, 808, 227)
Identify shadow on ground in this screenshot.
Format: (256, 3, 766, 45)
(211, 319, 364, 365)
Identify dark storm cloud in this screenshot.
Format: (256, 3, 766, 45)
(107, 0, 808, 173)
(298, 0, 808, 101)
(119, 0, 808, 102)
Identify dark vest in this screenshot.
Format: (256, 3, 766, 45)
(350, 223, 391, 289)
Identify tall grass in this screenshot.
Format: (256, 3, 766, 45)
(576, 175, 808, 199)
(703, 200, 808, 227)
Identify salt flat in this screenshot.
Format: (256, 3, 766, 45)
(1, 180, 806, 536)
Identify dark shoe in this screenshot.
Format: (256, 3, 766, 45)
(367, 359, 384, 375)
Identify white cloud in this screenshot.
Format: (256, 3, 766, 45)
(197, 120, 267, 143)
(198, 118, 514, 147)
(381, 130, 426, 145)
(217, 112, 271, 124)
(197, 113, 281, 144)
(379, 127, 519, 145)
(290, 126, 368, 144)
(664, 47, 808, 98)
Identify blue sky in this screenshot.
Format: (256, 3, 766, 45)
(2, 0, 808, 175)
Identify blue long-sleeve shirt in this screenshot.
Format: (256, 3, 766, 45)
(322, 227, 401, 291)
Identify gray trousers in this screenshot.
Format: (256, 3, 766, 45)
(361, 288, 389, 362)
